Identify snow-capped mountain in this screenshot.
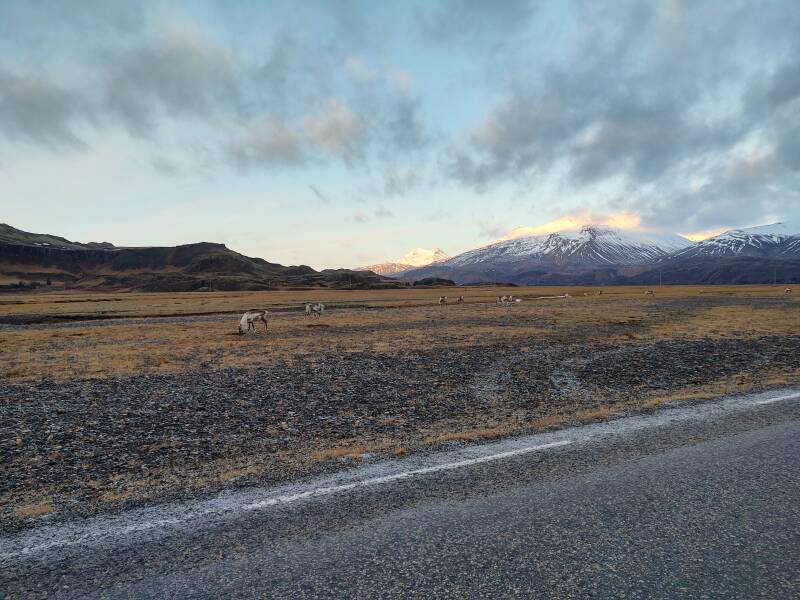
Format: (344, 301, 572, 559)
(673, 222, 799, 259)
(403, 226, 692, 284)
(378, 222, 800, 285)
(399, 247, 450, 266)
(448, 227, 691, 268)
(357, 247, 450, 277)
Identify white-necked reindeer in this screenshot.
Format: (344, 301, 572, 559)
(786, 288, 793, 295)
(305, 302, 325, 317)
(238, 310, 268, 334)
(456, 295, 464, 304)
(438, 296, 448, 306)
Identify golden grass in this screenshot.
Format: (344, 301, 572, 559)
(13, 500, 55, 520)
(312, 439, 396, 461)
(216, 465, 261, 482)
(98, 490, 132, 503)
(574, 405, 614, 422)
(641, 367, 800, 410)
(423, 425, 512, 445)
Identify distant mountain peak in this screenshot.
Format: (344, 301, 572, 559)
(356, 247, 450, 277)
(398, 247, 450, 266)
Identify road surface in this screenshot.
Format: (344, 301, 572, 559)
(2, 388, 799, 599)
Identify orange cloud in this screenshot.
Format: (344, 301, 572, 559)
(680, 227, 729, 241)
(502, 212, 642, 240)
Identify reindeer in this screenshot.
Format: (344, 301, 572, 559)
(497, 295, 519, 307)
(238, 310, 268, 335)
(786, 288, 793, 295)
(438, 295, 448, 306)
(306, 302, 325, 317)
(456, 295, 464, 304)
(644, 290, 655, 295)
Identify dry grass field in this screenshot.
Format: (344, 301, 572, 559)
(2, 285, 797, 381)
(1, 284, 798, 531)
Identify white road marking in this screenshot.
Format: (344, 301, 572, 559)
(754, 392, 800, 405)
(240, 440, 573, 511)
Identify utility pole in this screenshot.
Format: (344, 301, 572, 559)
(659, 269, 662, 287)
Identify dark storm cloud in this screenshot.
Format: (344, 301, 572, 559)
(444, 0, 800, 226)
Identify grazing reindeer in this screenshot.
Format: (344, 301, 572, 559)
(644, 290, 655, 295)
(438, 295, 448, 306)
(306, 302, 325, 317)
(497, 295, 518, 307)
(786, 288, 793, 295)
(238, 310, 268, 335)
(456, 295, 464, 304)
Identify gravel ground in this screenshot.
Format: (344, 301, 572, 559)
(3, 331, 800, 533)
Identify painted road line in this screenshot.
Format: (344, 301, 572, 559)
(241, 440, 573, 511)
(754, 392, 800, 405)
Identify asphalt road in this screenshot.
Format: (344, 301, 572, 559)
(3, 389, 799, 599)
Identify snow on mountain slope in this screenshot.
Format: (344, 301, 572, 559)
(446, 226, 691, 268)
(357, 247, 450, 276)
(356, 261, 415, 276)
(399, 247, 450, 266)
(673, 222, 799, 259)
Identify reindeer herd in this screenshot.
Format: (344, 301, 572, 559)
(236, 287, 794, 334)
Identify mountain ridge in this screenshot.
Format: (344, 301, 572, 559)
(0, 224, 401, 292)
(401, 223, 800, 285)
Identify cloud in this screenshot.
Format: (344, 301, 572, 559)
(385, 96, 427, 153)
(374, 206, 393, 218)
(418, 0, 536, 44)
(150, 155, 180, 176)
(444, 0, 800, 229)
(226, 119, 307, 168)
(477, 221, 508, 240)
(103, 29, 242, 136)
(501, 212, 642, 240)
(305, 99, 365, 163)
(0, 66, 91, 148)
(382, 168, 421, 197)
(680, 227, 730, 242)
(343, 56, 377, 83)
(308, 184, 331, 204)
(385, 68, 412, 92)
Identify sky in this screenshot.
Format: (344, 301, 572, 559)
(1, 0, 799, 269)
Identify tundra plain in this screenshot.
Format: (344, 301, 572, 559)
(1, 285, 798, 532)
